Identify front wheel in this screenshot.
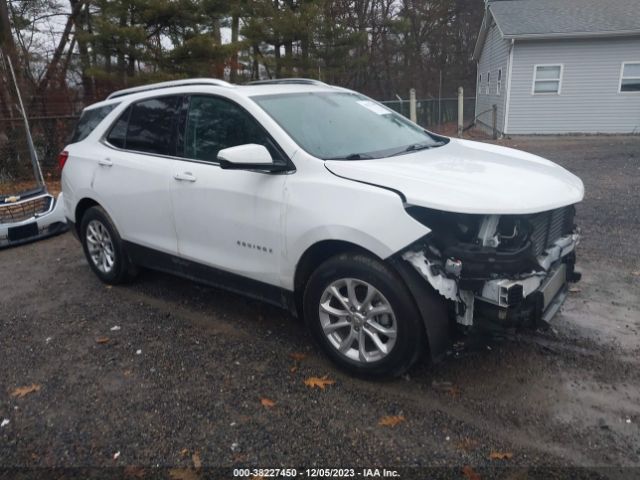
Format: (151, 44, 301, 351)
(303, 253, 426, 377)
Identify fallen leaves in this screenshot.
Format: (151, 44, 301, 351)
(166, 449, 202, 480)
(489, 450, 513, 460)
(289, 352, 307, 362)
(303, 375, 335, 389)
(378, 415, 406, 427)
(96, 336, 110, 344)
(288, 352, 307, 374)
(10, 384, 41, 398)
(632, 271, 640, 277)
(569, 287, 581, 293)
(191, 450, 202, 470)
(260, 397, 276, 409)
(168, 468, 199, 480)
(462, 465, 481, 480)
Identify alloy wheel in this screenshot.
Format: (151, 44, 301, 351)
(318, 278, 397, 363)
(86, 219, 116, 274)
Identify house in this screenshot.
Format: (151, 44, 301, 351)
(473, 0, 640, 135)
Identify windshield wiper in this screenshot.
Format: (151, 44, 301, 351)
(393, 141, 446, 156)
(327, 153, 375, 160)
(403, 143, 436, 153)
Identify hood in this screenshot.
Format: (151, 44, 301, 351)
(324, 138, 584, 214)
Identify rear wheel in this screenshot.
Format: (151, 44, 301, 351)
(80, 206, 137, 284)
(303, 253, 426, 377)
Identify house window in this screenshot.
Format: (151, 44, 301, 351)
(486, 72, 491, 95)
(497, 69, 502, 95)
(533, 65, 562, 94)
(479, 73, 483, 94)
(619, 62, 640, 92)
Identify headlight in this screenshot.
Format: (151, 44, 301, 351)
(405, 206, 532, 252)
(404, 206, 482, 244)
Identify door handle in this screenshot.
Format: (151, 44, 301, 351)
(98, 158, 113, 167)
(174, 172, 197, 182)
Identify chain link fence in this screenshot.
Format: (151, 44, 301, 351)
(382, 97, 476, 134)
(1, 49, 81, 194)
(0, 114, 78, 195)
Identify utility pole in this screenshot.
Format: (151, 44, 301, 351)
(409, 88, 417, 123)
(457, 87, 464, 137)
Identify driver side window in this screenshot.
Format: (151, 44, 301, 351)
(181, 95, 280, 163)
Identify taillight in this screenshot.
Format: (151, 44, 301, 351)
(58, 150, 69, 170)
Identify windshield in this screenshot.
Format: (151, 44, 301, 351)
(252, 91, 446, 160)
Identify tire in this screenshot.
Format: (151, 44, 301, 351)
(80, 206, 137, 285)
(303, 252, 427, 378)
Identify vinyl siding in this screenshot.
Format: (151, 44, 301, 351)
(475, 18, 511, 133)
(507, 37, 640, 134)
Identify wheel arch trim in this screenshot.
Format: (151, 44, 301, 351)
(387, 254, 453, 363)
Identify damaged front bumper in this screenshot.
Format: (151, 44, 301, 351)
(402, 232, 580, 329)
(0, 191, 68, 248)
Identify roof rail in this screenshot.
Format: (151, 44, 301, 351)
(247, 78, 329, 86)
(107, 78, 233, 100)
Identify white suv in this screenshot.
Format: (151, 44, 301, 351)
(61, 78, 584, 377)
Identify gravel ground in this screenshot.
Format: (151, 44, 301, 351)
(0, 135, 639, 478)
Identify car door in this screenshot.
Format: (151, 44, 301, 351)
(93, 95, 180, 255)
(170, 94, 289, 288)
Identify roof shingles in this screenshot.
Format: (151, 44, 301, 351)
(489, 0, 640, 37)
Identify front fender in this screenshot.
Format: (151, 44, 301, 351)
(281, 172, 430, 290)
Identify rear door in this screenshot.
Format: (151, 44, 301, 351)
(92, 95, 180, 254)
(170, 94, 289, 287)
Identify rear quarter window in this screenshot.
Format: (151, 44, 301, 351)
(69, 104, 118, 143)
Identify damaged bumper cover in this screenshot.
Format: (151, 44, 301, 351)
(0, 192, 68, 248)
(402, 232, 580, 328)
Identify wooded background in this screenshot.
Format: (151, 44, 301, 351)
(0, 0, 483, 180)
(1, 0, 483, 104)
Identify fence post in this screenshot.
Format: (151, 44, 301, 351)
(457, 87, 464, 137)
(492, 104, 498, 140)
(409, 88, 417, 123)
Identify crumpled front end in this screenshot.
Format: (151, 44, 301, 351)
(401, 205, 581, 329)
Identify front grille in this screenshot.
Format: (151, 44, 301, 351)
(0, 195, 52, 224)
(528, 206, 574, 256)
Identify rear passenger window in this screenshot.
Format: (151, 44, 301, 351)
(123, 96, 180, 155)
(181, 95, 281, 163)
(70, 104, 117, 143)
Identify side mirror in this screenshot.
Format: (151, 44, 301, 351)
(217, 144, 277, 170)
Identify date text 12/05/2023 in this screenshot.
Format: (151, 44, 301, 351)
(232, 468, 401, 478)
